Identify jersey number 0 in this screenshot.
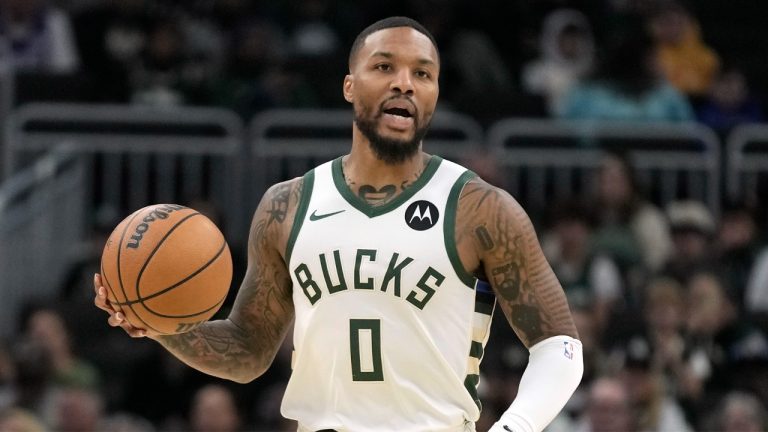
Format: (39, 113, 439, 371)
(350, 319, 383, 381)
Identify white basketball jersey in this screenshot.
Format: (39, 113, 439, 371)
(282, 156, 496, 431)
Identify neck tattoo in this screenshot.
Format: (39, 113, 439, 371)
(344, 157, 428, 206)
(358, 184, 397, 206)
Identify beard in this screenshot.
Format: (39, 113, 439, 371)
(354, 102, 431, 165)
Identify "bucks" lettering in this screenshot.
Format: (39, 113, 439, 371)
(293, 249, 444, 310)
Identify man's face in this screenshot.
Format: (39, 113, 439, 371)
(588, 379, 633, 432)
(598, 157, 632, 206)
(344, 27, 440, 164)
(686, 273, 726, 335)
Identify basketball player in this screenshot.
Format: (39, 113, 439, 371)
(94, 17, 583, 432)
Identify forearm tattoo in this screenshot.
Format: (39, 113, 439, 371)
(156, 179, 300, 380)
(156, 321, 259, 381)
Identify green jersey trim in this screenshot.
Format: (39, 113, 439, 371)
(285, 169, 315, 264)
(331, 155, 443, 218)
(464, 374, 481, 411)
(444, 170, 478, 288)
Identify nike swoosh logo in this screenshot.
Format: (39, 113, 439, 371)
(309, 209, 345, 221)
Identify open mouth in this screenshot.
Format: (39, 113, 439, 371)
(382, 107, 413, 118)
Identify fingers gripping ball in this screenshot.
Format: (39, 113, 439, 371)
(100, 204, 232, 334)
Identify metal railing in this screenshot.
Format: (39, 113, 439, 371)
(4, 103, 246, 243)
(0, 146, 85, 336)
(486, 119, 722, 218)
(0, 55, 13, 180)
(0, 106, 745, 328)
(726, 124, 768, 205)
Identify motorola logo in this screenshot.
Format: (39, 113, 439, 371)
(405, 200, 439, 231)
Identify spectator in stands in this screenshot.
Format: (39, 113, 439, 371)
(542, 199, 623, 329)
(22, 303, 100, 390)
(521, 9, 595, 116)
(0, 407, 46, 432)
(0, 0, 79, 73)
(406, 0, 523, 124)
(590, 152, 672, 295)
(194, 0, 279, 73)
(570, 376, 637, 432)
(706, 391, 767, 432)
(130, 16, 206, 106)
(279, 0, 348, 107)
(99, 412, 156, 432)
(745, 247, 768, 319)
(616, 334, 693, 432)
(460, 151, 505, 189)
(121, 344, 210, 430)
(418, 0, 513, 100)
(207, 18, 281, 116)
(641, 277, 703, 408)
(558, 23, 694, 122)
(208, 19, 317, 118)
(715, 201, 762, 311)
(258, 59, 321, 109)
(661, 200, 717, 285)
(0, 340, 56, 423)
(696, 65, 764, 135)
(686, 271, 768, 410)
(0, 340, 14, 389)
(648, 2, 720, 98)
(50, 387, 104, 432)
(174, 2, 228, 85)
(189, 384, 243, 432)
(286, 0, 341, 59)
(72, 0, 152, 102)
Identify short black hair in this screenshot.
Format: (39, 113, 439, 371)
(348, 16, 439, 70)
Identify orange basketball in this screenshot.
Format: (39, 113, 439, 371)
(100, 204, 232, 335)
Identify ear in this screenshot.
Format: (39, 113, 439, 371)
(343, 74, 354, 103)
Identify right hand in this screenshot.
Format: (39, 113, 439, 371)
(93, 273, 153, 338)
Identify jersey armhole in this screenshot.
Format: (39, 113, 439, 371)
(285, 169, 315, 264)
(444, 170, 479, 289)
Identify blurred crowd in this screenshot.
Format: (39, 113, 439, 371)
(0, 0, 765, 130)
(2, 0, 768, 431)
(472, 151, 768, 432)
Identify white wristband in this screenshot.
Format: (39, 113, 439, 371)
(488, 335, 583, 432)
